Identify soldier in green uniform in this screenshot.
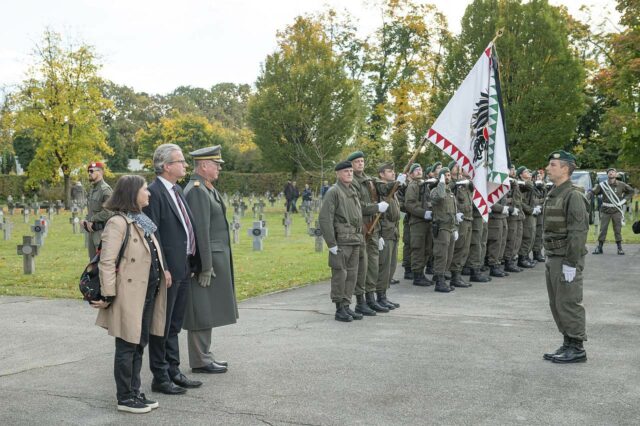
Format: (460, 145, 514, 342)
(430, 167, 457, 293)
(319, 161, 364, 322)
(465, 200, 491, 282)
(591, 168, 635, 255)
(347, 151, 391, 315)
(542, 150, 589, 363)
(531, 170, 547, 262)
(486, 187, 510, 278)
(449, 161, 473, 288)
(82, 161, 113, 260)
(516, 167, 537, 268)
(398, 172, 413, 280)
(503, 166, 524, 272)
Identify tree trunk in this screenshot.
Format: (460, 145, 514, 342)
(64, 174, 71, 209)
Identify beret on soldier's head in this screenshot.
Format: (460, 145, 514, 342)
(378, 162, 394, 173)
(516, 166, 529, 177)
(424, 165, 433, 174)
(439, 167, 450, 177)
(334, 160, 353, 171)
(409, 163, 422, 174)
(448, 160, 457, 171)
(88, 161, 105, 170)
(548, 150, 577, 165)
(432, 161, 442, 169)
(531, 170, 539, 178)
(346, 151, 364, 162)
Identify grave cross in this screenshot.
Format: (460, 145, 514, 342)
(31, 219, 47, 247)
(308, 220, 324, 252)
(304, 210, 314, 231)
(1, 219, 13, 241)
(17, 235, 40, 274)
(7, 195, 15, 215)
(239, 201, 247, 217)
(70, 206, 81, 234)
(247, 220, 268, 251)
(282, 212, 292, 237)
(22, 206, 30, 224)
(231, 215, 241, 244)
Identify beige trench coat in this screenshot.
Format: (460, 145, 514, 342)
(95, 214, 167, 344)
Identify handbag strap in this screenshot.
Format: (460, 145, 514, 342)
(113, 213, 130, 270)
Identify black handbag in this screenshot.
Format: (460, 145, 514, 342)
(79, 215, 130, 302)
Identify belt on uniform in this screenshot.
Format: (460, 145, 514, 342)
(544, 239, 567, 249)
(602, 203, 616, 208)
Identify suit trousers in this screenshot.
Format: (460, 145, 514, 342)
(188, 329, 215, 369)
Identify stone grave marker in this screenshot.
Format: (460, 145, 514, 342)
(22, 206, 30, 224)
(231, 215, 241, 244)
(282, 212, 292, 237)
(308, 220, 324, 252)
(7, 195, 15, 215)
(70, 206, 81, 233)
(17, 235, 39, 274)
(247, 220, 268, 251)
(1, 219, 13, 241)
(31, 219, 47, 246)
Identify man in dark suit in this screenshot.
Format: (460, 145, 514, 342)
(144, 143, 202, 395)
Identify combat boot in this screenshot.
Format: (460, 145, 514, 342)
(344, 303, 363, 320)
(434, 274, 453, 293)
(504, 259, 521, 273)
(413, 272, 433, 287)
(355, 294, 376, 316)
(450, 271, 470, 288)
(377, 291, 398, 310)
(592, 242, 603, 255)
(462, 266, 472, 276)
(403, 267, 413, 280)
(533, 251, 546, 262)
(335, 303, 353, 322)
(552, 338, 587, 364)
(444, 271, 452, 280)
(470, 268, 491, 282)
(617, 241, 625, 255)
(366, 292, 389, 313)
(518, 255, 534, 268)
(382, 291, 400, 308)
(490, 265, 507, 278)
(543, 335, 570, 360)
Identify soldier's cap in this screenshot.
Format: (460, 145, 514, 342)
(439, 167, 450, 177)
(346, 151, 364, 162)
(516, 166, 529, 177)
(424, 165, 433, 174)
(607, 167, 616, 173)
(378, 162, 394, 173)
(88, 161, 105, 170)
(448, 160, 457, 171)
(531, 170, 539, 178)
(334, 160, 353, 171)
(409, 163, 422, 174)
(548, 150, 576, 165)
(432, 161, 442, 169)
(190, 145, 224, 163)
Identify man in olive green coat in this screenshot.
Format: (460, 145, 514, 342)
(319, 161, 364, 322)
(449, 161, 473, 288)
(183, 146, 237, 373)
(503, 166, 525, 272)
(542, 150, 589, 363)
(531, 170, 547, 262)
(430, 167, 457, 293)
(486, 191, 510, 278)
(517, 166, 539, 268)
(82, 161, 113, 260)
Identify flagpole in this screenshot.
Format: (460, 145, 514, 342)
(490, 28, 504, 45)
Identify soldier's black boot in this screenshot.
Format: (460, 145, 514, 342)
(355, 294, 376, 316)
(533, 251, 546, 262)
(383, 291, 400, 308)
(434, 274, 453, 293)
(404, 266, 413, 280)
(376, 291, 397, 310)
(450, 271, 470, 288)
(518, 255, 534, 268)
(490, 265, 507, 277)
(552, 338, 587, 364)
(470, 268, 491, 282)
(335, 303, 353, 322)
(592, 241, 603, 255)
(425, 259, 434, 275)
(444, 271, 452, 280)
(543, 335, 570, 360)
(462, 266, 472, 276)
(366, 292, 389, 313)
(344, 303, 363, 320)
(617, 241, 625, 255)
(412, 272, 433, 287)
(504, 258, 521, 273)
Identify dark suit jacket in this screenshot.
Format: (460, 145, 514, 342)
(143, 177, 198, 282)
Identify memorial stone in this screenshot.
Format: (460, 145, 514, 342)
(247, 220, 268, 251)
(17, 235, 39, 274)
(308, 220, 324, 252)
(31, 219, 46, 247)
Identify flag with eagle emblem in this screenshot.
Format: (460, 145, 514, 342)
(426, 42, 511, 221)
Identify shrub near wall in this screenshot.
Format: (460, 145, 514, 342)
(0, 175, 28, 200)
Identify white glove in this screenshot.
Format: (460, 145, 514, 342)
(562, 264, 576, 283)
(456, 179, 470, 186)
(532, 206, 542, 216)
(328, 246, 339, 255)
(502, 206, 509, 215)
(378, 237, 385, 251)
(455, 212, 464, 223)
(198, 269, 214, 288)
(535, 180, 544, 186)
(426, 178, 438, 184)
(618, 199, 627, 207)
(439, 173, 446, 183)
(396, 173, 407, 185)
(424, 210, 432, 220)
(453, 231, 459, 241)
(377, 201, 389, 213)
(517, 180, 525, 186)
(511, 207, 520, 216)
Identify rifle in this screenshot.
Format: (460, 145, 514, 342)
(365, 135, 430, 237)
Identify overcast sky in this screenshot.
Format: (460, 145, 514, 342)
(0, 0, 619, 96)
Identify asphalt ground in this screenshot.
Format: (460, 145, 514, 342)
(1, 244, 639, 425)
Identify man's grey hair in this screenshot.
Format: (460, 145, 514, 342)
(153, 144, 182, 175)
(559, 160, 576, 176)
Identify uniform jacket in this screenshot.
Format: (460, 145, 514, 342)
(96, 214, 167, 344)
(87, 180, 113, 224)
(431, 180, 457, 231)
(319, 181, 363, 247)
(405, 179, 437, 225)
(352, 172, 382, 236)
(592, 180, 634, 214)
(375, 179, 401, 241)
(451, 178, 473, 222)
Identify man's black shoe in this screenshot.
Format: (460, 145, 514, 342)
(366, 292, 389, 313)
(490, 266, 506, 277)
(151, 380, 187, 395)
(592, 244, 603, 255)
(344, 304, 363, 320)
(543, 336, 570, 361)
(617, 244, 625, 255)
(136, 393, 158, 410)
(382, 291, 400, 308)
(172, 373, 202, 388)
(552, 346, 587, 363)
(213, 360, 228, 367)
(412, 273, 432, 287)
(376, 292, 395, 310)
(403, 268, 413, 280)
(462, 266, 472, 276)
(192, 363, 228, 374)
(434, 275, 453, 293)
(117, 398, 151, 414)
(470, 269, 491, 282)
(355, 294, 376, 316)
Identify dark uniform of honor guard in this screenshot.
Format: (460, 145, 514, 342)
(448, 161, 473, 288)
(347, 151, 391, 315)
(398, 172, 413, 280)
(430, 167, 457, 293)
(516, 167, 537, 268)
(319, 161, 364, 322)
(542, 150, 589, 363)
(404, 164, 435, 286)
(183, 146, 237, 374)
(465, 199, 491, 283)
(531, 170, 547, 262)
(591, 168, 635, 255)
(503, 166, 525, 273)
(374, 162, 402, 310)
(82, 162, 113, 260)
(486, 185, 510, 278)
(144, 143, 202, 395)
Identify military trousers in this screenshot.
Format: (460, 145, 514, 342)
(88, 229, 104, 260)
(545, 256, 587, 341)
(486, 217, 508, 266)
(533, 215, 544, 253)
(409, 221, 433, 273)
(504, 217, 523, 259)
(377, 238, 398, 291)
(450, 220, 472, 272)
(330, 244, 360, 304)
(518, 215, 536, 256)
(365, 235, 381, 293)
(401, 218, 411, 269)
(433, 228, 455, 275)
(598, 210, 624, 243)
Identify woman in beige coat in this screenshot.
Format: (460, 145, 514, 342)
(92, 175, 168, 414)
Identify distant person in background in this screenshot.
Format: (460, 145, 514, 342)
(82, 162, 112, 260)
(301, 184, 313, 212)
(320, 180, 330, 199)
(284, 180, 299, 213)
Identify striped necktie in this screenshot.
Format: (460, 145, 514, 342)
(173, 185, 196, 255)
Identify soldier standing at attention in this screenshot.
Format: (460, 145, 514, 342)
(542, 151, 589, 363)
(516, 167, 536, 268)
(448, 161, 473, 288)
(486, 185, 510, 278)
(430, 167, 457, 293)
(404, 164, 433, 287)
(531, 170, 547, 262)
(503, 166, 524, 273)
(318, 161, 364, 322)
(82, 161, 113, 260)
(591, 167, 635, 255)
(398, 170, 413, 280)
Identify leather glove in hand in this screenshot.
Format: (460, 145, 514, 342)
(198, 269, 214, 288)
(424, 210, 432, 220)
(378, 201, 389, 213)
(378, 237, 385, 251)
(328, 246, 339, 255)
(396, 173, 407, 185)
(562, 264, 576, 283)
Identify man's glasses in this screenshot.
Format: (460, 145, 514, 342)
(88, 169, 97, 174)
(168, 160, 187, 165)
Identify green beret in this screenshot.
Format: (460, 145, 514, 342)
(378, 162, 394, 173)
(334, 160, 352, 171)
(432, 161, 442, 169)
(409, 163, 422, 174)
(424, 165, 433, 175)
(548, 150, 576, 164)
(448, 160, 457, 171)
(439, 167, 450, 177)
(346, 151, 364, 162)
(531, 170, 539, 178)
(516, 166, 528, 177)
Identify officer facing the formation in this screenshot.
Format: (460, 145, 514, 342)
(318, 161, 364, 322)
(82, 161, 113, 260)
(430, 167, 457, 293)
(591, 168, 635, 255)
(542, 150, 589, 363)
(448, 161, 473, 288)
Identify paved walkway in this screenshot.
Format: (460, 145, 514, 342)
(1, 245, 639, 425)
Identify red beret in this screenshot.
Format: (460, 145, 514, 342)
(88, 162, 105, 170)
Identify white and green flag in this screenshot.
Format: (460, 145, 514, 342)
(426, 42, 510, 221)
